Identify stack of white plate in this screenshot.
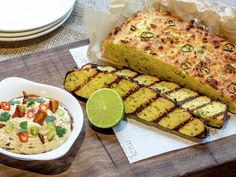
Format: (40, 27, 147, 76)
(0, 0, 75, 42)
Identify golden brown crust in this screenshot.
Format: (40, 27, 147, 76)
(105, 11, 236, 100)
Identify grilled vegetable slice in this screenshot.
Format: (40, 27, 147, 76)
(64, 64, 210, 139)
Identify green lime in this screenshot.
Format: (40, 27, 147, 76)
(86, 88, 124, 128)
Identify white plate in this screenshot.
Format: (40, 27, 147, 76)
(0, 7, 73, 42)
(0, 77, 84, 161)
(0, 0, 75, 32)
(0, 6, 73, 38)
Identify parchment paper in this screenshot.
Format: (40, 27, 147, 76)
(70, 45, 236, 164)
(81, 0, 236, 163)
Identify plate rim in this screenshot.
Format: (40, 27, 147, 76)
(0, 6, 73, 38)
(0, 6, 73, 42)
(0, 0, 75, 32)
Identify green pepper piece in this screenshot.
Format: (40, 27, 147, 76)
(46, 123, 56, 141)
(46, 129, 56, 142)
(164, 20, 175, 27)
(180, 62, 192, 70)
(200, 66, 210, 75)
(227, 83, 236, 94)
(140, 31, 154, 39)
(223, 43, 235, 52)
(46, 122, 56, 132)
(30, 126, 40, 136)
(130, 25, 137, 31)
(56, 108, 65, 116)
(5, 121, 14, 134)
(181, 44, 194, 53)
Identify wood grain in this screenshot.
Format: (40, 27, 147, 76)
(0, 39, 236, 177)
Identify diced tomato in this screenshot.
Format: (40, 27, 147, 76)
(1, 102, 10, 111)
(39, 103, 48, 111)
(18, 132, 28, 143)
(27, 109, 36, 118)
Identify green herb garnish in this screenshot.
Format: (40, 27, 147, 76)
(9, 100, 20, 105)
(56, 126, 67, 137)
(27, 98, 35, 107)
(35, 98, 46, 104)
(0, 112, 11, 122)
(46, 115, 56, 123)
(19, 121, 28, 133)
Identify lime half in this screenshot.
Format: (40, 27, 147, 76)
(86, 88, 124, 128)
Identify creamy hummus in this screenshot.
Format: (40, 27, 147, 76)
(0, 92, 72, 154)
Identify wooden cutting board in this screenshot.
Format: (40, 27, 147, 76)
(0, 39, 236, 177)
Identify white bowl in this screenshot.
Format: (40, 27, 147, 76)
(0, 77, 84, 161)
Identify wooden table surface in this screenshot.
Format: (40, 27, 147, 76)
(1, 40, 236, 177)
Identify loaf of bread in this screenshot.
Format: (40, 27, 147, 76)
(102, 11, 236, 114)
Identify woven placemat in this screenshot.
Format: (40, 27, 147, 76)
(0, 0, 110, 61)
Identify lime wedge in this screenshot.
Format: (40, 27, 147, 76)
(86, 88, 124, 128)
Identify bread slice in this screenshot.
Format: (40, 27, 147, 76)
(67, 63, 228, 128)
(64, 64, 208, 139)
(102, 11, 236, 114)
